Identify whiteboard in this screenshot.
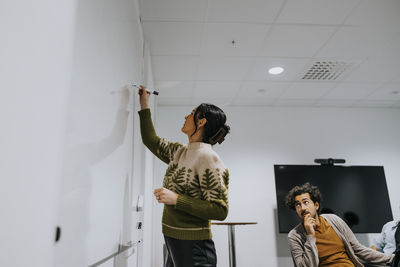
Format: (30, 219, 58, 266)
(53, 0, 145, 266)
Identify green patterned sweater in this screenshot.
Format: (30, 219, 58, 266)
(139, 109, 229, 240)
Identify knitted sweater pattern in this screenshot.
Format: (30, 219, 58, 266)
(138, 109, 229, 240)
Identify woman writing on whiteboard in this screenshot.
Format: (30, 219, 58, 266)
(138, 85, 230, 267)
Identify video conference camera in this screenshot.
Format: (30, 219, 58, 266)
(314, 158, 346, 166)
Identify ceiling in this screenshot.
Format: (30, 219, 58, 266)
(139, 0, 400, 108)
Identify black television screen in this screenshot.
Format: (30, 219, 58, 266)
(274, 165, 393, 233)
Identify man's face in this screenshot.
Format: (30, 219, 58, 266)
(294, 193, 319, 220)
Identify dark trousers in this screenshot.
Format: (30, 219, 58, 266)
(164, 236, 217, 267)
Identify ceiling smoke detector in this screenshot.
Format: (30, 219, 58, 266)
(302, 61, 354, 81)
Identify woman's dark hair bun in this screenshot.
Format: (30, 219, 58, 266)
(192, 103, 230, 145)
(208, 124, 230, 145)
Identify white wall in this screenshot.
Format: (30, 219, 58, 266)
(154, 105, 400, 267)
(0, 1, 77, 267)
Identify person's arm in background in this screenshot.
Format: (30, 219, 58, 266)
(371, 223, 389, 252)
(337, 217, 394, 265)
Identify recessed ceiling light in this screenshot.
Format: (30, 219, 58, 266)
(268, 67, 284, 75)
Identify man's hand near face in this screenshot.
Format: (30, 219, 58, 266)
(304, 214, 316, 236)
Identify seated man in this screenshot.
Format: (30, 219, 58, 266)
(285, 182, 394, 267)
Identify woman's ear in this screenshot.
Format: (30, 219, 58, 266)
(197, 118, 207, 128)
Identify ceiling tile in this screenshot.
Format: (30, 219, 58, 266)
(206, 0, 284, 23)
(322, 83, 380, 100)
(277, 0, 359, 25)
(154, 81, 194, 97)
(245, 57, 311, 81)
(273, 99, 318, 107)
(260, 25, 336, 57)
(143, 22, 203, 55)
(194, 81, 241, 98)
(344, 0, 400, 29)
(280, 82, 335, 99)
(191, 97, 234, 107)
(277, 0, 360, 25)
(231, 97, 275, 106)
(352, 99, 398, 108)
(345, 58, 400, 83)
(382, 33, 400, 63)
(236, 81, 290, 98)
(366, 83, 400, 101)
(317, 26, 394, 59)
(232, 81, 289, 106)
(201, 23, 270, 56)
(315, 99, 357, 108)
(391, 101, 400, 108)
(152, 56, 198, 81)
(140, 0, 208, 22)
(197, 57, 254, 81)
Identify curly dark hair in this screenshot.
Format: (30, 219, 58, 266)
(285, 182, 322, 213)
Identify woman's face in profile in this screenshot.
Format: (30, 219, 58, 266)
(181, 107, 197, 135)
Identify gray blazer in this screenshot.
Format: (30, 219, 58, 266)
(288, 214, 394, 267)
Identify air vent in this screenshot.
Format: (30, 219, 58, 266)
(302, 61, 354, 81)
